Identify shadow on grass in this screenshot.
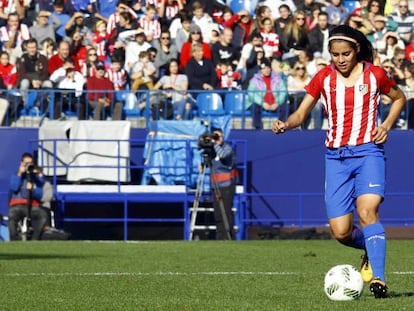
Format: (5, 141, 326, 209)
(0, 253, 92, 260)
(390, 291, 414, 298)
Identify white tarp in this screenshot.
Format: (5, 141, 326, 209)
(38, 120, 75, 176)
(39, 121, 131, 182)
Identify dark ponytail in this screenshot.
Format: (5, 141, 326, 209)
(328, 25, 374, 63)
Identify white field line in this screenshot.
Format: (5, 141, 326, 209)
(3, 271, 297, 277)
(2, 271, 414, 277)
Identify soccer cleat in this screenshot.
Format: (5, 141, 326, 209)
(360, 252, 373, 283)
(370, 278, 389, 298)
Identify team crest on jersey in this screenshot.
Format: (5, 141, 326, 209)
(358, 84, 368, 95)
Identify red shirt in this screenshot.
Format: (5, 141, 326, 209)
(0, 62, 17, 87)
(86, 75, 114, 101)
(305, 62, 395, 148)
(180, 42, 212, 69)
(48, 54, 80, 75)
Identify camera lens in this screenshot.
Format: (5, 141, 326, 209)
(26, 164, 35, 173)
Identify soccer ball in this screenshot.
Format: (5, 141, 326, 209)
(324, 264, 364, 301)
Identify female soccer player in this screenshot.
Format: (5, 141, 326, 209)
(272, 25, 406, 298)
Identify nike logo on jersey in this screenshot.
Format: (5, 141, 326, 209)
(368, 183, 381, 187)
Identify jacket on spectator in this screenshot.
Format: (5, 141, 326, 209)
(16, 52, 49, 84)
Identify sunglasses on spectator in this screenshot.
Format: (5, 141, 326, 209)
(295, 67, 305, 70)
(88, 53, 97, 56)
(399, 5, 408, 8)
(161, 37, 170, 40)
(296, 17, 305, 21)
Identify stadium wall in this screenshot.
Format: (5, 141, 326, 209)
(1, 128, 414, 237)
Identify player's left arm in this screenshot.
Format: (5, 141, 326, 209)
(373, 85, 406, 144)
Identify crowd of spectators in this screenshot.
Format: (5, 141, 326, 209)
(0, 0, 413, 129)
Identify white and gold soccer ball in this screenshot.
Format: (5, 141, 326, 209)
(324, 264, 364, 301)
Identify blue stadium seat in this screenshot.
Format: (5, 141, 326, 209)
(224, 92, 249, 117)
(20, 91, 40, 117)
(196, 92, 225, 117)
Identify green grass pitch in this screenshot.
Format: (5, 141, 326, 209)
(1, 240, 413, 310)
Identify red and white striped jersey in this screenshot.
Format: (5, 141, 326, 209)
(305, 62, 395, 148)
(0, 0, 24, 15)
(0, 23, 30, 47)
(107, 68, 127, 90)
(106, 9, 138, 35)
(139, 16, 161, 39)
(260, 30, 280, 58)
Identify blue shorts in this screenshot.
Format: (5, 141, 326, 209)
(325, 143, 386, 219)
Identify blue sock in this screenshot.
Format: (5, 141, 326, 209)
(363, 223, 386, 282)
(338, 225, 365, 249)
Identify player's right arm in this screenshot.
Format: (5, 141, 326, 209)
(272, 94, 318, 134)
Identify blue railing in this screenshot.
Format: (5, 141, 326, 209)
(1, 88, 411, 130)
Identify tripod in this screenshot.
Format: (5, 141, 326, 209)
(21, 176, 34, 241)
(189, 153, 232, 240)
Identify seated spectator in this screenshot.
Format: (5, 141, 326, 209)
(81, 47, 99, 78)
(139, 4, 161, 42)
(173, 11, 191, 51)
(388, 0, 414, 45)
(40, 37, 57, 60)
(64, 11, 93, 46)
(190, 0, 213, 42)
(152, 30, 179, 78)
(86, 61, 122, 120)
(91, 19, 111, 63)
(0, 12, 31, 63)
(242, 44, 268, 89)
(280, 10, 309, 65)
(51, 0, 72, 43)
(287, 61, 311, 129)
(216, 60, 241, 90)
(325, 0, 350, 26)
(29, 10, 61, 46)
(69, 31, 88, 67)
(0, 51, 17, 90)
(50, 57, 86, 119)
(184, 42, 217, 93)
(246, 59, 288, 130)
(8, 153, 47, 241)
(377, 31, 406, 63)
(107, 55, 135, 111)
(260, 17, 281, 60)
(106, 0, 138, 39)
(211, 27, 240, 69)
(16, 38, 53, 109)
(179, 23, 212, 69)
(152, 58, 193, 120)
(49, 40, 80, 75)
(236, 31, 263, 83)
(0, 0, 26, 27)
(159, 0, 184, 28)
(130, 50, 157, 91)
(118, 28, 151, 74)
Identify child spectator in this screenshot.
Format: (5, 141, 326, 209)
(0, 51, 17, 90)
(216, 60, 241, 90)
(139, 4, 161, 42)
(130, 50, 157, 90)
(92, 20, 111, 63)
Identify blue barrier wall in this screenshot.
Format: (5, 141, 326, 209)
(1, 128, 414, 227)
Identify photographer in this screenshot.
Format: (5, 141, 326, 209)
(203, 128, 238, 240)
(8, 153, 47, 241)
